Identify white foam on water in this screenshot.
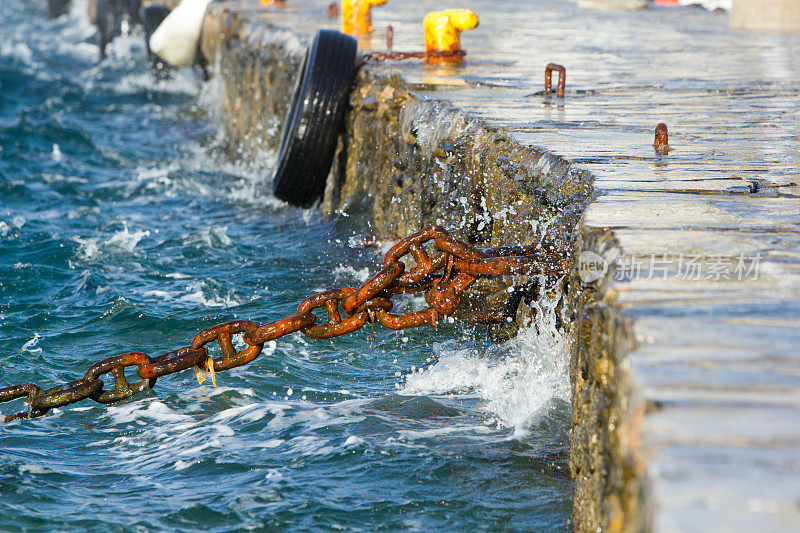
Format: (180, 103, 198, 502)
(131, 163, 181, 198)
(0, 215, 25, 238)
(172, 131, 284, 210)
(96, 394, 374, 477)
(41, 173, 89, 184)
(211, 404, 273, 424)
(255, 439, 285, 449)
(391, 293, 429, 314)
(21, 332, 43, 354)
(105, 222, 150, 252)
(264, 469, 283, 481)
(173, 460, 194, 471)
(177, 280, 241, 308)
(402, 295, 569, 436)
(333, 265, 371, 284)
(2, 0, 92, 72)
(145, 280, 242, 309)
(343, 435, 365, 446)
(68, 0, 92, 27)
(185, 226, 232, 248)
(112, 65, 204, 97)
(224, 174, 285, 209)
(143, 290, 171, 300)
(51, 144, 63, 161)
(262, 340, 278, 357)
(397, 425, 496, 441)
(283, 435, 337, 457)
(73, 236, 99, 259)
(99, 296, 135, 318)
(197, 71, 225, 124)
(0, 41, 34, 65)
(18, 465, 59, 475)
(110, 400, 194, 425)
(73, 222, 150, 260)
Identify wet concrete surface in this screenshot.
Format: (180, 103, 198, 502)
(205, 1, 800, 530)
(361, 3, 800, 531)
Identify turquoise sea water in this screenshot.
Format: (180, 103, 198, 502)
(0, 2, 572, 530)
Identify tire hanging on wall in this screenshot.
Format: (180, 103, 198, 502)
(272, 29, 358, 208)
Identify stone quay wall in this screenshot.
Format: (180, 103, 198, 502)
(201, 3, 654, 530)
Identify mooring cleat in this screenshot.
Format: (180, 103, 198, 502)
(342, 0, 388, 36)
(423, 9, 479, 63)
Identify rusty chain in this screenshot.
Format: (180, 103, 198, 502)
(0, 226, 569, 424)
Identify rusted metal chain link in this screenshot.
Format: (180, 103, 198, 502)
(0, 226, 569, 423)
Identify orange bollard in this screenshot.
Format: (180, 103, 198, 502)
(423, 9, 479, 62)
(342, 0, 388, 36)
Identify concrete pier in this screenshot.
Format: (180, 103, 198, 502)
(732, 0, 800, 30)
(200, 1, 800, 530)
(578, 0, 646, 10)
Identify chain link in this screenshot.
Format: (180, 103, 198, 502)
(0, 226, 569, 423)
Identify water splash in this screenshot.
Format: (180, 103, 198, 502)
(403, 292, 569, 435)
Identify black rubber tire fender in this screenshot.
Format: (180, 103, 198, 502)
(272, 29, 358, 208)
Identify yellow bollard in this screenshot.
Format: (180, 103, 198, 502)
(423, 9, 479, 62)
(342, 0, 388, 36)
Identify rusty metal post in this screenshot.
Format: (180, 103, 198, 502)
(544, 63, 566, 98)
(653, 123, 671, 154)
(328, 2, 339, 18)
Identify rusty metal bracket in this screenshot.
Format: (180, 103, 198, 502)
(544, 63, 566, 98)
(653, 123, 672, 154)
(363, 51, 426, 61)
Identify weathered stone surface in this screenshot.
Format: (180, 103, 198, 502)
(201, 8, 302, 160)
(731, 0, 800, 30)
(330, 69, 592, 248)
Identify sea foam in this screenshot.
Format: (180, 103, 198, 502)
(402, 292, 569, 435)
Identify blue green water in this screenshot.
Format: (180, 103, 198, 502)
(0, 2, 571, 530)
